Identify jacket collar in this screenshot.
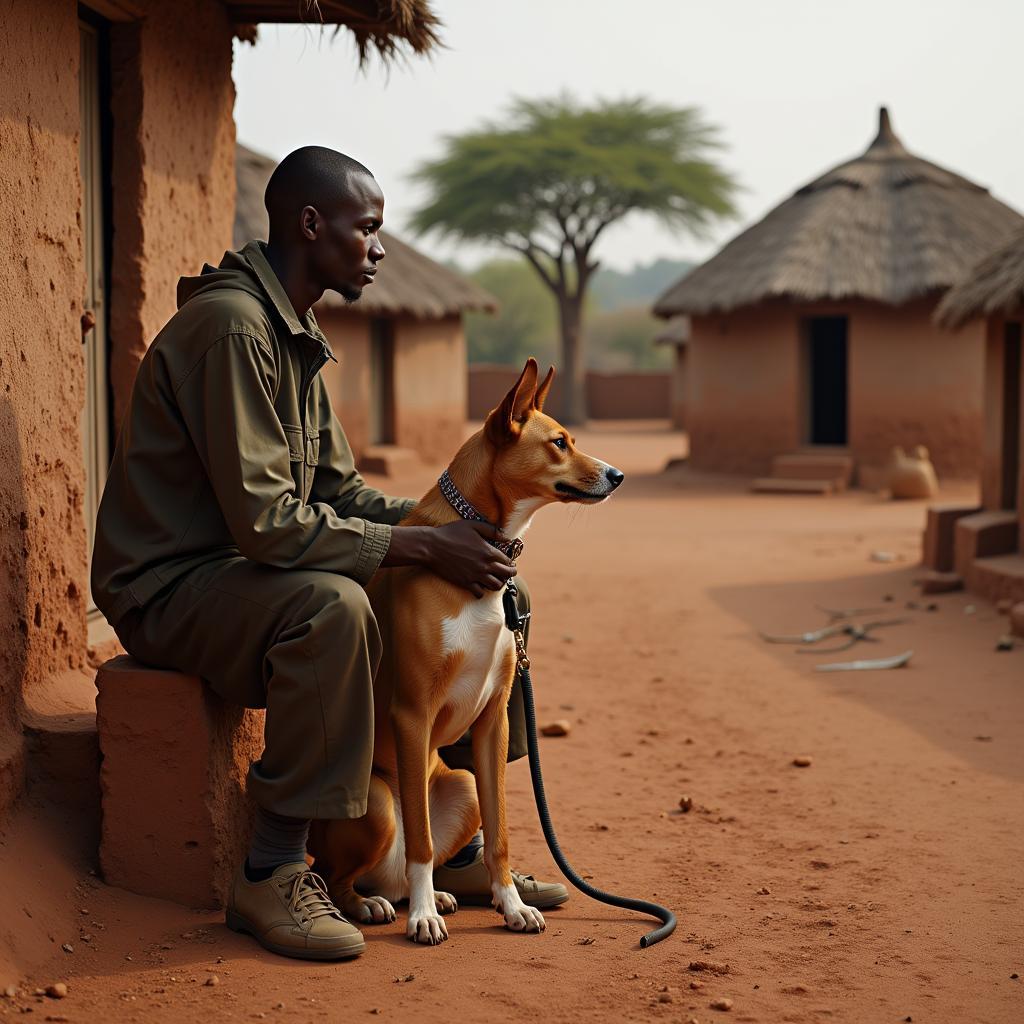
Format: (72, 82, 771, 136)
(242, 240, 337, 362)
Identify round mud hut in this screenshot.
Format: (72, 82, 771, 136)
(653, 108, 1024, 486)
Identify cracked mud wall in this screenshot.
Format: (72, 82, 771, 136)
(0, 0, 236, 826)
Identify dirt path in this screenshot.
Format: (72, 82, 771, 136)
(1, 422, 1021, 1023)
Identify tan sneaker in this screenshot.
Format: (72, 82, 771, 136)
(432, 848, 569, 909)
(226, 862, 366, 960)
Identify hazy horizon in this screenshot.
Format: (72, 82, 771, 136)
(232, 0, 1024, 273)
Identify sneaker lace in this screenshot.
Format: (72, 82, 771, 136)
(283, 869, 342, 923)
(511, 868, 537, 888)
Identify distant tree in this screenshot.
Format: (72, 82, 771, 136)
(464, 259, 558, 367)
(411, 96, 737, 422)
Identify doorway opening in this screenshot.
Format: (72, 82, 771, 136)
(803, 316, 848, 446)
(368, 318, 396, 445)
(1000, 321, 1021, 511)
(79, 9, 113, 618)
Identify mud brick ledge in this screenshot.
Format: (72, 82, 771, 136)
(96, 656, 264, 909)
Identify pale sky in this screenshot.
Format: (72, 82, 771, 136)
(232, 0, 1024, 273)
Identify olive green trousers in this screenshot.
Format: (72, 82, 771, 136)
(115, 555, 529, 820)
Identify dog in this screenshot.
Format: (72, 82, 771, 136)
(309, 358, 624, 944)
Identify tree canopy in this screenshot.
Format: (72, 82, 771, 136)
(411, 95, 737, 421)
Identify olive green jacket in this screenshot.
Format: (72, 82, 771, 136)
(91, 241, 413, 629)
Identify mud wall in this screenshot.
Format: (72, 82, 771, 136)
(0, 0, 235, 827)
(468, 365, 672, 422)
(686, 307, 801, 474)
(393, 316, 468, 463)
(0, 1, 87, 821)
(317, 310, 373, 460)
(108, 0, 236, 428)
(848, 298, 984, 479)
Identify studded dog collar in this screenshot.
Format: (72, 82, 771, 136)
(438, 469, 524, 562)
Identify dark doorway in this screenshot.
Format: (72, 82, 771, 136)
(805, 316, 848, 445)
(368, 318, 396, 445)
(1000, 321, 1021, 510)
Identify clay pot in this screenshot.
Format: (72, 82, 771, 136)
(887, 445, 939, 499)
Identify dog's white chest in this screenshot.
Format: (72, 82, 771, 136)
(438, 593, 512, 743)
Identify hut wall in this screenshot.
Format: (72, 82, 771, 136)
(686, 307, 801, 474)
(393, 316, 467, 463)
(0, 1, 85, 820)
(316, 309, 373, 461)
(848, 299, 984, 479)
(0, 0, 235, 825)
(670, 346, 688, 430)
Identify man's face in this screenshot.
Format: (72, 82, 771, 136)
(310, 172, 386, 302)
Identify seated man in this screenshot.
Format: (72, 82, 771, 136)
(91, 146, 565, 961)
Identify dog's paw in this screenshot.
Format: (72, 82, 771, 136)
(406, 909, 449, 945)
(503, 904, 545, 933)
(433, 890, 458, 915)
(355, 895, 396, 925)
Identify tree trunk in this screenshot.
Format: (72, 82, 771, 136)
(557, 294, 587, 424)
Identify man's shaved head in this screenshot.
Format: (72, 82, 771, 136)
(264, 146, 375, 232)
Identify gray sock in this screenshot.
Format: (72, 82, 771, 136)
(246, 807, 311, 878)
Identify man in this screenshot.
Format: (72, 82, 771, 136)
(91, 146, 565, 961)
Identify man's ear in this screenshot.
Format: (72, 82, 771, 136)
(533, 365, 555, 411)
(485, 358, 539, 446)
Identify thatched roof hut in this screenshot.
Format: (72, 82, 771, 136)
(655, 108, 1023, 317)
(228, 0, 442, 65)
(936, 228, 1024, 328)
(234, 144, 497, 318)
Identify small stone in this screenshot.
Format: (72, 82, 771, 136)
(964, 604, 976, 615)
(370, 1011, 381, 1016)
(204, 976, 220, 987)
(658, 992, 673, 1003)
(995, 635, 1016, 651)
(576, 936, 596, 945)
(3, 986, 17, 999)
(80, 934, 92, 943)
(870, 551, 895, 563)
(792, 756, 813, 767)
(78, 909, 89, 916)
(687, 1019, 700, 1024)
(541, 720, 571, 737)
(756, 886, 771, 895)
(60, 944, 73, 954)
(679, 795, 694, 813)
(926, 603, 939, 612)
(689, 979, 704, 990)
(180, 931, 195, 940)
(689, 960, 730, 975)
(274, 1003, 285, 1011)
(709, 997, 733, 1011)
(1010, 972, 1019, 979)
(44, 985, 67, 1000)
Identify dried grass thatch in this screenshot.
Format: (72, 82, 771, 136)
(223, 0, 442, 65)
(234, 144, 496, 319)
(654, 108, 1024, 317)
(935, 228, 1024, 328)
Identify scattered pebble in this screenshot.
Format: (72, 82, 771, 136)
(792, 756, 813, 767)
(658, 992, 673, 1003)
(926, 603, 939, 612)
(882, 594, 894, 602)
(756, 886, 771, 895)
(576, 936, 596, 946)
(870, 551, 895, 563)
(689, 960, 730, 976)
(3, 986, 16, 999)
(782, 984, 808, 994)
(60, 944, 73, 955)
(1010, 972, 1019, 980)
(689, 979, 704, 990)
(709, 997, 733, 1011)
(44, 985, 67, 1000)
(996, 635, 1016, 651)
(974, 735, 993, 742)
(964, 604, 976, 615)
(204, 976, 220, 987)
(679, 795, 694, 813)
(540, 720, 571, 737)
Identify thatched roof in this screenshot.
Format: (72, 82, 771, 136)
(654, 108, 1024, 317)
(226, 0, 442, 65)
(234, 144, 497, 319)
(936, 228, 1024, 327)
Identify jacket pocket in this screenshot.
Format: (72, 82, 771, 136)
(282, 424, 306, 498)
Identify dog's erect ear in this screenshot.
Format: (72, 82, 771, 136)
(485, 358, 539, 445)
(533, 365, 555, 411)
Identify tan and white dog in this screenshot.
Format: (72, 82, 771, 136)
(309, 358, 623, 944)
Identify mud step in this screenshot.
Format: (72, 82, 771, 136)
(771, 453, 854, 488)
(358, 445, 421, 477)
(750, 477, 835, 495)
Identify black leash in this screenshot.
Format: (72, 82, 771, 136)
(502, 581, 677, 949)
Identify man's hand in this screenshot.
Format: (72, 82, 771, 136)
(382, 521, 516, 598)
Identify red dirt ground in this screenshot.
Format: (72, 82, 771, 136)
(1, 422, 1022, 1024)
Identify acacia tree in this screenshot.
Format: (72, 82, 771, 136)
(410, 96, 738, 422)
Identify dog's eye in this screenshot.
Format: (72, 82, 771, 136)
(551, 437, 567, 451)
